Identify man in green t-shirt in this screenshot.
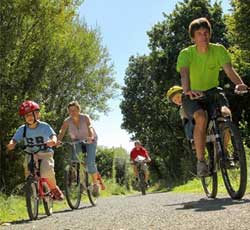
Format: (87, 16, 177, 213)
(176, 17, 248, 177)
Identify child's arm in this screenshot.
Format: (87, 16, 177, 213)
(7, 139, 17, 151)
(47, 134, 57, 147)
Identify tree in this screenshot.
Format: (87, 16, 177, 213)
(121, 0, 229, 184)
(225, 0, 250, 145)
(0, 0, 118, 193)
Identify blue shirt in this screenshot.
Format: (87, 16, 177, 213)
(12, 121, 56, 153)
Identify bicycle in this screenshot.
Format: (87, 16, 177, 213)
(59, 140, 98, 209)
(22, 143, 54, 220)
(132, 156, 148, 195)
(191, 87, 247, 199)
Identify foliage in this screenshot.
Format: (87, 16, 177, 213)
(97, 146, 130, 187)
(224, 0, 250, 146)
(0, 0, 118, 193)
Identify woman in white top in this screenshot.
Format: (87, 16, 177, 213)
(57, 101, 99, 196)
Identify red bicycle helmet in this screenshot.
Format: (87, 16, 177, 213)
(19, 100, 40, 116)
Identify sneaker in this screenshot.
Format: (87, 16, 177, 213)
(92, 184, 100, 197)
(197, 160, 209, 177)
(225, 158, 236, 169)
(51, 186, 64, 201)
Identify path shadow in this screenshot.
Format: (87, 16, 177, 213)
(4, 204, 95, 226)
(6, 215, 48, 226)
(165, 197, 250, 212)
(125, 189, 172, 198)
(53, 204, 95, 214)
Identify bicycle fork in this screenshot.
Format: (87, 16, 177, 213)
(212, 120, 227, 166)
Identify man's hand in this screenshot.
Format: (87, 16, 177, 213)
(146, 158, 151, 163)
(185, 90, 204, 100)
(235, 84, 249, 94)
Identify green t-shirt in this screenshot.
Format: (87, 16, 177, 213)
(176, 43, 231, 91)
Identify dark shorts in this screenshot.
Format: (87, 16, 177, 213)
(182, 87, 229, 119)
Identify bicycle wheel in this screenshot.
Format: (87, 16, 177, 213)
(219, 121, 247, 199)
(25, 179, 39, 220)
(201, 142, 218, 198)
(42, 182, 53, 216)
(138, 169, 146, 195)
(64, 164, 81, 209)
(85, 172, 98, 206)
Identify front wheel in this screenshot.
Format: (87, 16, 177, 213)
(219, 121, 247, 199)
(201, 142, 218, 198)
(85, 172, 98, 206)
(42, 182, 53, 216)
(25, 178, 39, 220)
(64, 164, 81, 209)
(138, 169, 146, 195)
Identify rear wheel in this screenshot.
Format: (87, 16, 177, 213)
(64, 164, 81, 209)
(219, 121, 247, 199)
(42, 182, 53, 216)
(25, 179, 39, 220)
(201, 138, 218, 198)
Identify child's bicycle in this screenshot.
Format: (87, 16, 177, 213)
(22, 143, 54, 220)
(59, 140, 101, 209)
(191, 87, 247, 199)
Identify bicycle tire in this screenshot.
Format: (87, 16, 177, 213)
(86, 172, 98, 206)
(42, 182, 53, 216)
(138, 169, 146, 195)
(201, 142, 218, 198)
(219, 121, 247, 199)
(64, 164, 81, 209)
(25, 179, 39, 220)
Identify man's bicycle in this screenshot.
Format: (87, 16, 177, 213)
(59, 140, 97, 209)
(133, 156, 148, 195)
(193, 87, 247, 199)
(23, 143, 54, 220)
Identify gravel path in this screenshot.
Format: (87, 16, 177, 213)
(2, 192, 250, 230)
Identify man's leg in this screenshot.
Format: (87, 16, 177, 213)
(193, 109, 207, 161)
(193, 109, 209, 176)
(133, 165, 138, 178)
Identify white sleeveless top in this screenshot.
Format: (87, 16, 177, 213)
(65, 114, 97, 141)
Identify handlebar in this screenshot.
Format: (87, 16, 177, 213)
(57, 139, 88, 147)
(23, 143, 49, 154)
(188, 87, 249, 100)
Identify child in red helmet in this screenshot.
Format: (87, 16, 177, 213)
(7, 100, 64, 200)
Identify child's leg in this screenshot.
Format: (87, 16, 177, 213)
(39, 153, 56, 189)
(23, 155, 30, 178)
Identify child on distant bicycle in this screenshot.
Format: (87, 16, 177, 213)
(7, 100, 64, 200)
(166, 85, 194, 144)
(130, 140, 151, 187)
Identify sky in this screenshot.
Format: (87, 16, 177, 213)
(79, 0, 230, 152)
